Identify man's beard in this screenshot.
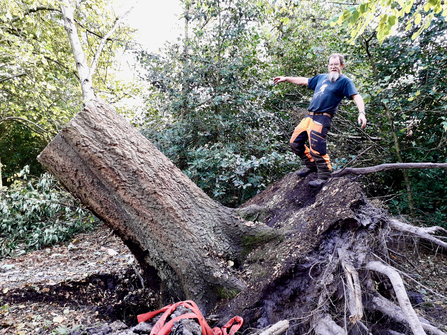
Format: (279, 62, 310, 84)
(328, 71, 340, 82)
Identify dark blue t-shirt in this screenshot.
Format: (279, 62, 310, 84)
(307, 74, 358, 115)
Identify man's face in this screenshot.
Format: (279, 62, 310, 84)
(328, 57, 344, 74)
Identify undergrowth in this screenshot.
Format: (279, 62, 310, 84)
(0, 166, 99, 258)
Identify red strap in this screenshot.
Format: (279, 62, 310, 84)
(137, 304, 171, 324)
(216, 316, 244, 335)
(156, 313, 199, 335)
(137, 300, 243, 335)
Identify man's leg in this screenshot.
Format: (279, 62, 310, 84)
(290, 117, 317, 177)
(307, 116, 332, 185)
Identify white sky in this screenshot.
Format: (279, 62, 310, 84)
(118, 0, 183, 52)
(111, 0, 183, 115)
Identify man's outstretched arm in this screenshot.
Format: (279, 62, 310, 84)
(273, 76, 309, 86)
(352, 94, 367, 129)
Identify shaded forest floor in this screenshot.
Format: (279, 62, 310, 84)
(1, 224, 447, 334)
(0, 225, 159, 334)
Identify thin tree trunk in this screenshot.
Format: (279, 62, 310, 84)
(383, 103, 416, 218)
(60, 0, 95, 102)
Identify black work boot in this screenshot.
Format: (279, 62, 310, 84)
(296, 167, 317, 177)
(308, 178, 328, 187)
(309, 154, 331, 187)
(296, 155, 317, 177)
(309, 170, 331, 187)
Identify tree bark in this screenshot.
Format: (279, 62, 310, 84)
(37, 100, 276, 311)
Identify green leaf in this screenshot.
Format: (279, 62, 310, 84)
(388, 15, 397, 26)
(415, 13, 422, 24)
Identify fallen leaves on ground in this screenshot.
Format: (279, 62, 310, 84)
(0, 224, 158, 334)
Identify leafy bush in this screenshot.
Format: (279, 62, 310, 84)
(143, 112, 299, 207)
(184, 143, 297, 206)
(0, 166, 98, 258)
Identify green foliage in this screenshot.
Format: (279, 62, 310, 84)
(0, 0, 137, 181)
(0, 123, 47, 184)
(0, 166, 98, 258)
(330, 0, 447, 43)
(143, 112, 298, 207)
(0, 0, 82, 139)
(346, 8, 447, 224)
(139, 0, 374, 207)
(139, 0, 269, 119)
(139, 0, 303, 206)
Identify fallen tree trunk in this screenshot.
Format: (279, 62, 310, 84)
(37, 100, 277, 311)
(38, 100, 447, 334)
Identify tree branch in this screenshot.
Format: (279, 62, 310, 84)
(0, 6, 61, 24)
(0, 73, 26, 83)
(365, 261, 426, 335)
(89, 8, 131, 77)
(388, 218, 447, 250)
(43, 56, 79, 80)
(0, 116, 50, 136)
(332, 162, 447, 177)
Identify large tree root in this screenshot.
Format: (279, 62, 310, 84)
(366, 261, 427, 335)
(298, 212, 445, 335)
(367, 292, 447, 335)
(340, 255, 363, 324)
(313, 315, 347, 335)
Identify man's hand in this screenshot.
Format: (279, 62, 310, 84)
(273, 76, 287, 84)
(358, 113, 367, 129)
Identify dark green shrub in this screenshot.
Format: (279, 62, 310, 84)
(0, 166, 98, 258)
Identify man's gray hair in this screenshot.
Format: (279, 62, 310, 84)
(328, 53, 345, 65)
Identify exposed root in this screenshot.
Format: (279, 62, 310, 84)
(366, 261, 426, 335)
(368, 293, 447, 335)
(313, 314, 347, 335)
(340, 255, 363, 324)
(389, 218, 447, 249)
(258, 320, 289, 335)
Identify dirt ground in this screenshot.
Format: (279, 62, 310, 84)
(0, 225, 159, 334)
(1, 223, 446, 334)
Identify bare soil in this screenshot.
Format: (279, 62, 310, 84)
(0, 225, 159, 334)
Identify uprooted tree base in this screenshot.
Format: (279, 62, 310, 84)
(37, 101, 447, 335)
(215, 173, 447, 335)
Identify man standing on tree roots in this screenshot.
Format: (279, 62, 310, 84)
(273, 53, 367, 187)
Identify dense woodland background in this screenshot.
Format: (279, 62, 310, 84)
(1, 0, 447, 256)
